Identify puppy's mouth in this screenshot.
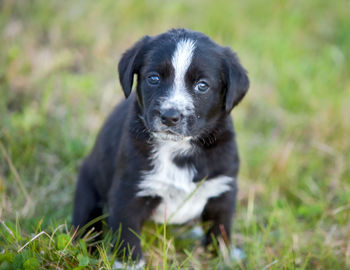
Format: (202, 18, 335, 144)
(139, 115, 192, 142)
(152, 131, 192, 142)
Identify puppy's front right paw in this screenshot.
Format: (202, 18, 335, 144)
(112, 259, 145, 270)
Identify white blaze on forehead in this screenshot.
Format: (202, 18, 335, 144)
(172, 39, 196, 86)
(161, 39, 196, 113)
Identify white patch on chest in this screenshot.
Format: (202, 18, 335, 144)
(160, 39, 196, 115)
(137, 140, 233, 224)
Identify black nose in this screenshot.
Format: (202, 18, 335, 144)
(160, 109, 182, 126)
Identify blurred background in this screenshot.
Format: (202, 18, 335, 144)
(0, 0, 349, 269)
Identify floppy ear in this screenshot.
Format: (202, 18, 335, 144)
(118, 36, 150, 98)
(222, 47, 249, 112)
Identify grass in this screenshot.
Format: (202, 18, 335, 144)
(1, 0, 350, 269)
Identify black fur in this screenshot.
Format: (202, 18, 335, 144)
(72, 29, 249, 262)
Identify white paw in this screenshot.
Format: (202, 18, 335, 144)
(112, 259, 145, 270)
(229, 246, 246, 261)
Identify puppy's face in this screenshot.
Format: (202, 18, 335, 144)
(118, 29, 249, 141)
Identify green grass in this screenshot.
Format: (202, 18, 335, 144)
(1, 0, 350, 269)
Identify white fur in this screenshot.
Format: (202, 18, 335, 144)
(152, 132, 191, 142)
(113, 259, 145, 270)
(137, 140, 233, 224)
(161, 39, 196, 114)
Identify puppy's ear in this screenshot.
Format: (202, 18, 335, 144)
(118, 36, 150, 98)
(222, 47, 249, 112)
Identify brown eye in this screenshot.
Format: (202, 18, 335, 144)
(195, 80, 209, 92)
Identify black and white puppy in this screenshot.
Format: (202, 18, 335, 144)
(73, 28, 249, 266)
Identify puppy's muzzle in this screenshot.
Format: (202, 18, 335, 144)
(160, 108, 183, 127)
(149, 107, 192, 140)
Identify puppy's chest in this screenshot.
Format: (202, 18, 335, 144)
(137, 142, 232, 224)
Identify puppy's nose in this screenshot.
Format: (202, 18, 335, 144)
(160, 109, 182, 126)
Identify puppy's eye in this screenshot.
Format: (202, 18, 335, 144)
(147, 74, 160, 85)
(195, 81, 209, 92)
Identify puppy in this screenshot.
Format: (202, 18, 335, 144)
(73, 28, 249, 266)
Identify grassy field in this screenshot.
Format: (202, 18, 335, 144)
(1, 0, 350, 269)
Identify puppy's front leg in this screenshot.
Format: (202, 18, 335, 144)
(109, 183, 161, 262)
(201, 186, 237, 249)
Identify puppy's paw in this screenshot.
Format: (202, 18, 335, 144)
(228, 246, 246, 262)
(112, 259, 145, 270)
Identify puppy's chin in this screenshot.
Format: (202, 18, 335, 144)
(152, 131, 192, 142)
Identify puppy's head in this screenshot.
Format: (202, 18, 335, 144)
(118, 29, 249, 141)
